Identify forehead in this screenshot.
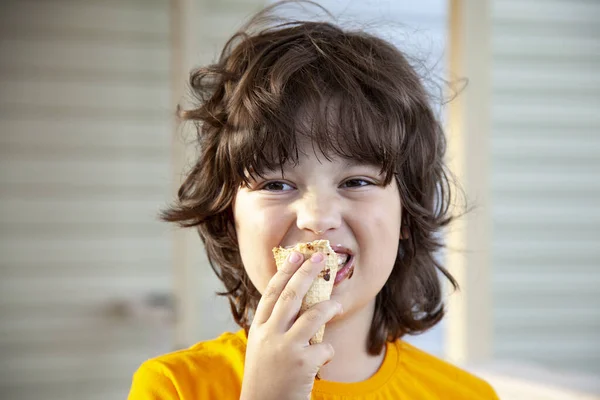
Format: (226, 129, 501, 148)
(231, 85, 401, 187)
(271, 145, 376, 170)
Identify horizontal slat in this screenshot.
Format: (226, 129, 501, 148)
(495, 322, 600, 340)
(493, 35, 600, 60)
(493, 100, 600, 126)
(493, 353, 600, 370)
(493, 171, 600, 190)
(0, 144, 169, 164)
(0, 223, 172, 239)
(0, 103, 169, 121)
(0, 199, 166, 224)
(494, 0, 600, 24)
(1, 259, 173, 280)
(494, 291, 599, 310)
(493, 226, 598, 242)
(0, 38, 169, 73)
(0, 80, 170, 111)
(493, 66, 599, 93)
(0, 183, 170, 201)
(0, 119, 171, 149)
(0, 385, 128, 400)
(492, 125, 599, 141)
(0, 65, 169, 87)
(1, 0, 169, 36)
(493, 254, 599, 274)
(494, 354, 600, 376)
(0, 351, 149, 385)
(0, 306, 173, 335)
(495, 308, 599, 326)
(493, 237, 600, 255)
(493, 188, 600, 208)
(494, 19, 598, 40)
(493, 206, 600, 225)
(0, 324, 171, 357)
(495, 340, 599, 358)
(0, 316, 174, 345)
(0, 277, 171, 304)
(0, 159, 170, 186)
(492, 136, 600, 156)
(0, 315, 171, 344)
(494, 272, 600, 289)
(0, 237, 171, 264)
(491, 0, 600, 379)
(0, 1, 176, 399)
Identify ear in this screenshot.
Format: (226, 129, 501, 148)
(400, 225, 409, 240)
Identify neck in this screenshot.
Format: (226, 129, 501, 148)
(317, 300, 386, 382)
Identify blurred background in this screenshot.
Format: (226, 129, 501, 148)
(0, 0, 598, 399)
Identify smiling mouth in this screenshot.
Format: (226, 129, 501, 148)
(332, 246, 354, 286)
(336, 253, 350, 267)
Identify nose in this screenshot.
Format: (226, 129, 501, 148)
(294, 189, 342, 236)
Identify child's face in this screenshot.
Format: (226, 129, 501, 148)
(233, 138, 402, 318)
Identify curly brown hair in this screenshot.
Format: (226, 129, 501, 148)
(161, 1, 459, 355)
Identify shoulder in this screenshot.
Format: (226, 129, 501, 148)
(128, 330, 247, 400)
(396, 340, 499, 399)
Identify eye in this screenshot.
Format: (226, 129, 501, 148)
(341, 178, 373, 188)
(261, 181, 294, 192)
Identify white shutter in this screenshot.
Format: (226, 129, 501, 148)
(491, 0, 600, 374)
(0, 1, 174, 399)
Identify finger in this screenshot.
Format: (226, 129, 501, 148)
(253, 251, 304, 325)
(303, 342, 335, 372)
(287, 299, 342, 343)
(270, 252, 326, 329)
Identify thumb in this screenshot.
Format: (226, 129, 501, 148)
(304, 342, 335, 374)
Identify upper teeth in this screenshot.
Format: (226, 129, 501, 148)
(336, 253, 349, 266)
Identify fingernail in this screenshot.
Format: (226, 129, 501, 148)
(288, 251, 302, 264)
(337, 302, 343, 314)
(311, 252, 324, 263)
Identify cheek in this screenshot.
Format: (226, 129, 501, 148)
(361, 193, 402, 276)
(233, 193, 285, 294)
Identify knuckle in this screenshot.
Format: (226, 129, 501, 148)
(261, 285, 279, 301)
(295, 264, 313, 278)
(280, 288, 299, 302)
(279, 264, 297, 276)
(295, 355, 306, 369)
(305, 309, 324, 322)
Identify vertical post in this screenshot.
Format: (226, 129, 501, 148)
(445, 0, 493, 365)
(169, 0, 199, 348)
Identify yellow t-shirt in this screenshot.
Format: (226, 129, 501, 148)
(128, 330, 499, 399)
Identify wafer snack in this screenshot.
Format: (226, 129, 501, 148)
(272, 240, 338, 345)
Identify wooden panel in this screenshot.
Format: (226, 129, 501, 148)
(0, 199, 168, 224)
(0, 0, 169, 35)
(0, 80, 170, 111)
(0, 159, 170, 186)
(491, 0, 600, 375)
(0, 38, 170, 75)
(0, 119, 171, 149)
(0, 1, 174, 398)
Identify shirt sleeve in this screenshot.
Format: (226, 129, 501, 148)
(127, 361, 180, 400)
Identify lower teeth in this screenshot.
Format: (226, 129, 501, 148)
(337, 255, 348, 267)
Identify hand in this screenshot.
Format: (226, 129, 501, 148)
(240, 251, 343, 400)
